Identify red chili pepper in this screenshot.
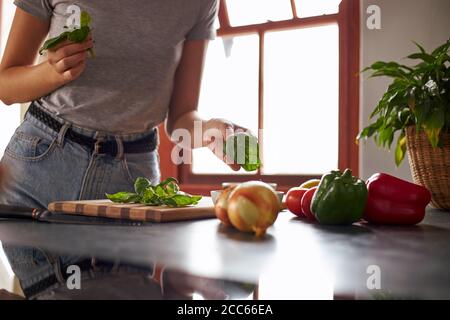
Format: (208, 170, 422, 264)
(364, 173, 432, 225)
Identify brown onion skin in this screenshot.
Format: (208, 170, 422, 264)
(227, 181, 280, 237)
(214, 186, 236, 226)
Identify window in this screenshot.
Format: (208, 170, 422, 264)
(162, 0, 361, 191)
(0, 0, 21, 158)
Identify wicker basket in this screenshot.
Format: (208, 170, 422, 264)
(406, 126, 450, 210)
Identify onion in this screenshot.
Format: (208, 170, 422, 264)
(227, 181, 280, 237)
(214, 186, 236, 226)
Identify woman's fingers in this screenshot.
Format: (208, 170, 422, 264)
(53, 50, 87, 73)
(46, 36, 93, 84)
(48, 39, 93, 65)
(62, 59, 86, 82)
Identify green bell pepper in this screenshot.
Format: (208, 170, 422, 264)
(311, 169, 368, 225)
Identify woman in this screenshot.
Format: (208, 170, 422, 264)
(0, 0, 244, 207)
(0, 0, 245, 298)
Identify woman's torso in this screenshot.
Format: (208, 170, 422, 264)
(32, 0, 213, 134)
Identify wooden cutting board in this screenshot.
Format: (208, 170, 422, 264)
(48, 197, 216, 223)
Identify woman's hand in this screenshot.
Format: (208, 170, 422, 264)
(47, 36, 93, 84)
(0, 8, 92, 104)
(203, 118, 250, 171)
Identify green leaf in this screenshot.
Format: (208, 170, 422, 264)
(134, 177, 151, 195)
(66, 25, 90, 42)
(169, 194, 202, 207)
(106, 192, 141, 203)
(39, 10, 93, 55)
(39, 32, 70, 55)
(413, 99, 431, 127)
(154, 185, 167, 198)
(109, 177, 203, 208)
(80, 11, 91, 27)
(377, 127, 394, 148)
(141, 188, 160, 206)
(165, 181, 180, 196)
(395, 131, 407, 166)
(408, 53, 435, 64)
(413, 41, 426, 54)
(431, 39, 450, 57)
(225, 133, 261, 172)
(159, 177, 179, 187)
(163, 198, 178, 207)
(423, 107, 445, 148)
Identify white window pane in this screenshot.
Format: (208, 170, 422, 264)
(295, 0, 341, 18)
(227, 0, 293, 27)
(193, 35, 259, 174)
(263, 25, 339, 175)
(214, 16, 221, 30)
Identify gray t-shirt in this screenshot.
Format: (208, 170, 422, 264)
(14, 0, 218, 134)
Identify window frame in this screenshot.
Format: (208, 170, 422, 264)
(161, 0, 361, 193)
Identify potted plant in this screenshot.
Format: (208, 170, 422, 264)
(358, 38, 450, 209)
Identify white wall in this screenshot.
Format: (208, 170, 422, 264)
(360, 0, 450, 181)
(0, 1, 21, 158)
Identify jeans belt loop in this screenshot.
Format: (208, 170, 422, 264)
(57, 123, 71, 148)
(93, 132, 105, 155)
(115, 136, 124, 160)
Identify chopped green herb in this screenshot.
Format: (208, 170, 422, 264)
(106, 177, 202, 208)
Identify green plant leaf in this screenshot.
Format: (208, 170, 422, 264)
(413, 41, 426, 54)
(39, 10, 93, 55)
(431, 38, 450, 57)
(107, 177, 202, 208)
(155, 185, 167, 198)
(377, 127, 394, 148)
(423, 107, 445, 148)
(66, 25, 90, 42)
(165, 181, 179, 196)
(81, 11, 91, 27)
(106, 192, 141, 203)
(413, 98, 431, 127)
(395, 131, 407, 166)
(38, 32, 70, 55)
(225, 133, 261, 172)
(408, 53, 435, 64)
(166, 194, 202, 207)
(358, 38, 449, 163)
(134, 177, 151, 195)
(159, 177, 179, 187)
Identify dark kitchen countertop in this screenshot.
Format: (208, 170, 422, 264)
(1, 207, 450, 299)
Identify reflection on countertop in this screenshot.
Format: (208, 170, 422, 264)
(0, 249, 257, 300)
(1, 208, 450, 300)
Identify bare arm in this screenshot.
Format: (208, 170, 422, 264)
(166, 40, 244, 170)
(0, 8, 93, 105)
(166, 40, 208, 138)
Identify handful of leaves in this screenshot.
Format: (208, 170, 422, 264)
(39, 11, 94, 57)
(106, 177, 202, 208)
(224, 133, 261, 172)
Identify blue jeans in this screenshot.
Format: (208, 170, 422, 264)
(0, 107, 161, 298)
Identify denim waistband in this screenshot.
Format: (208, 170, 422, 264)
(27, 101, 157, 143)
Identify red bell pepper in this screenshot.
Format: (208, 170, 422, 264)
(364, 173, 431, 225)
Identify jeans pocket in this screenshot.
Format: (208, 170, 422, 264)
(122, 151, 161, 186)
(5, 126, 57, 162)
